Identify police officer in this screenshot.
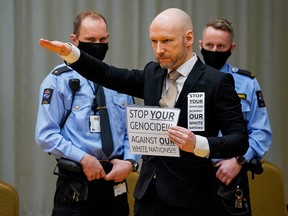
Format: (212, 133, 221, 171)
(199, 18, 272, 216)
(35, 11, 140, 216)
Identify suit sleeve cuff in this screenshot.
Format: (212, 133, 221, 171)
(58, 43, 80, 64)
(194, 135, 210, 158)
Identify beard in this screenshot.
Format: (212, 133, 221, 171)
(156, 43, 187, 70)
(158, 57, 174, 69)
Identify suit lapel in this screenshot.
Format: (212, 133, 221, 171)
(151, 68, 167, 105)
(175, 59, 206, 107)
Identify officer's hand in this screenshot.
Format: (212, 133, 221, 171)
(104, 159, 132, 182)
(39, 38, 72, 56)
(80, 154, 106, 181)
(168, 125, 196, 153)
(215, 158, 242, 185)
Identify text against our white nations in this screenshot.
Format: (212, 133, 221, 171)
(131, 145, 176, 154)
(131, 135, 175, 145)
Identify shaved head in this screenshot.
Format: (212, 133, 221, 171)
(150, 8, 193, 33)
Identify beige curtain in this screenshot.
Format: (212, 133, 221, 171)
(0, 0, 287, 215)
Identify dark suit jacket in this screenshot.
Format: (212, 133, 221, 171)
(70, 52, 248, 211)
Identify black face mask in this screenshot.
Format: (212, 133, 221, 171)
(201, 48, 231, 70)
(78, 42, 108, 61)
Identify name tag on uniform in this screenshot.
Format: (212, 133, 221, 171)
(187, 93, 205, 131)
(90, 115, 101, 132)
(113, 182, 127, 197)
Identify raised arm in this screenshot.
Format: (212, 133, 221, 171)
(39, 38, 71, 56)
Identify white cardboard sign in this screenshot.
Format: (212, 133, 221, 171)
(126, 106, 180, 157)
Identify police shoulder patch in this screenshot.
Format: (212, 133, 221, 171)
(41, 88, 53, 104)
(256, 90, 266, 108)
(52, 65, 73, 76)
(237, 69, 255, 79)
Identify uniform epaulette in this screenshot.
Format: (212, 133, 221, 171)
(52, 65, 73, 76)
(237, 69, 255, 79)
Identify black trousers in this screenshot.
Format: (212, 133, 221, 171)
(52, 176, 129, 216)
(134, 178, 212, 216)
(212, 167, 252, 216)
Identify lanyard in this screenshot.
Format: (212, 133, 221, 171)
(87, 80, 101, 115)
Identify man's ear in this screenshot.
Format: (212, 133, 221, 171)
(230, 42, 236, 53)
(185, 30, 194, 46)
(70, 34, 79, 46)
(198, 40, 203, 50)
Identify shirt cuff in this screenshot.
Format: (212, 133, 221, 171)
(193, 135, 210, 158)
(58, 43, 80, 64)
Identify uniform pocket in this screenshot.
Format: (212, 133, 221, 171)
(63, 98, 91, 131)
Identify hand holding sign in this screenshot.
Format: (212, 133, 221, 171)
(168, 125, 196, 153)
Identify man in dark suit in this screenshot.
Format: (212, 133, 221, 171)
(39, 8, 248, 216)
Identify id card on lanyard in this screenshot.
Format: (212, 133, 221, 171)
(90, 115, 101, 132)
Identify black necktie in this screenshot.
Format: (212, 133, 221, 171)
(95, 84, 114, 157)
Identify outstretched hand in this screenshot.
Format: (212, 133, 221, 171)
(39, 38, 72, 56)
